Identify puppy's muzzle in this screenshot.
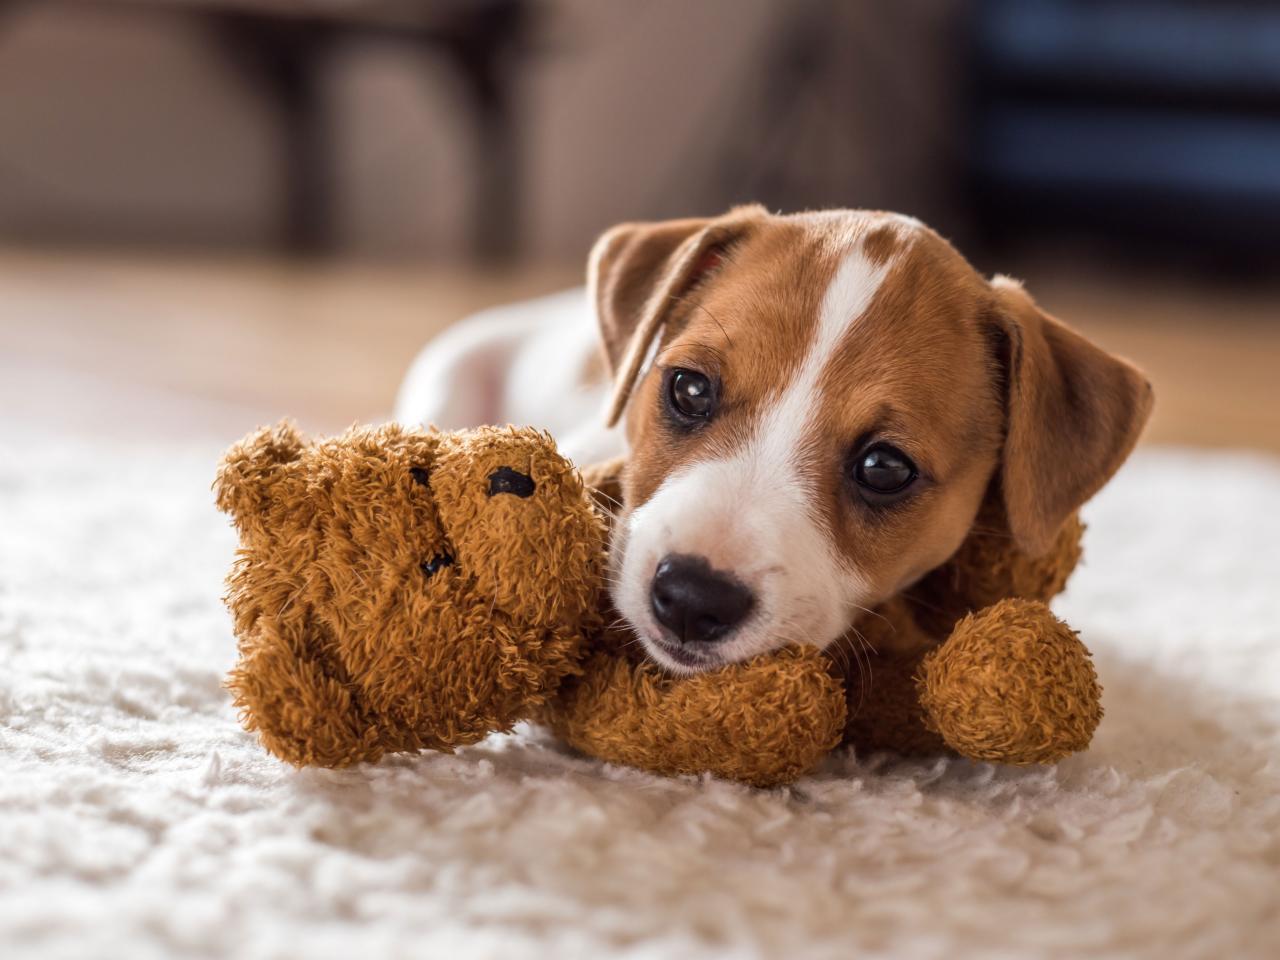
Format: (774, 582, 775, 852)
(649, 553, 755, 645)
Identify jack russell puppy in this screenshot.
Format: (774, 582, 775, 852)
(396, 205, 1153, 675)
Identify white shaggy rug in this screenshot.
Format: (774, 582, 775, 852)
(1, 434, 1278, 960)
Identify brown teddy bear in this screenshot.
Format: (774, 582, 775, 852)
(215, 421, 1100, 786)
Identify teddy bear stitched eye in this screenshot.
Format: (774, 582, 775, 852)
(488, 467, 535, 498)
(410, 467, 430, 486)
(420, 553, 453, 577)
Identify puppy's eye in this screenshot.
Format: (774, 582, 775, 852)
(852, 443, 918, 502)
(667, 369, 716, 420)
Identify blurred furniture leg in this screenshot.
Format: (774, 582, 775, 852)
(437, 1, 526, 262)
(209, 1, 530, 259)
(212, 15, 335, 255)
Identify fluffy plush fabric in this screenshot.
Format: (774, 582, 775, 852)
(544, 645, 847, 786)
(1, 435, 1278, 959)
(919, 598, 1101, 763)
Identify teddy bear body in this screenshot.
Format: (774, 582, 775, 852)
(216, 423, 1100, 785)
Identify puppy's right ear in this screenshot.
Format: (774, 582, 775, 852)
(214, 421, 307, 537)
(588, 205, 766, 426)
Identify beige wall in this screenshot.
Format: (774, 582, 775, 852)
(0, 6, 278, 247)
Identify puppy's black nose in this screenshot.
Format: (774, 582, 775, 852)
(650, 553, 754, 644)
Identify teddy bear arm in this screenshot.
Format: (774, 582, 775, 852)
(907, 507, 1085, 637)
(348, 615, 587, 754)
(542, 646, 847, 787)
(227, 616, 387, 768)
(917, 598, 1102, 764)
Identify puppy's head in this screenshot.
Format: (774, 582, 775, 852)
(592, 207, 1152, 673)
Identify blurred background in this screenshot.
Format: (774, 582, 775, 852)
(0, 0, 1276, 450)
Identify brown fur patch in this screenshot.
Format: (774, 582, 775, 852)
(861, 223, 900, 266)
(619, 216, 837, 510)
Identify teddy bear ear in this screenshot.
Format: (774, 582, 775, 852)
(214, 420, 308, 533)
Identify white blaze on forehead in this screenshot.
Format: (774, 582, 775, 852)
(749, 244, 895, 515)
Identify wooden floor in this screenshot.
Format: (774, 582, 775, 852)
(1, 247, 1278, 454)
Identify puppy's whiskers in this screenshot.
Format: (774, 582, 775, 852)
(846, 601, 892, 634)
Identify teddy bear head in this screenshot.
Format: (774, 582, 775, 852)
(214, 421, 605, 633)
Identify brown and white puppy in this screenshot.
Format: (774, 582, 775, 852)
(397, 206, 1153, 675)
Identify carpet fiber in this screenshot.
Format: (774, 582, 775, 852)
(1, 436, 1278, 959)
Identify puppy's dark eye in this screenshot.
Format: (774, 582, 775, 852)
(852, 443, 918, 502)
(421, 553, 453, 577)
(667, 369, 716, 420)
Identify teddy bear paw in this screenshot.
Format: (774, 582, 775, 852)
(918, 598, 1102, 764)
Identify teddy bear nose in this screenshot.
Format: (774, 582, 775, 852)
(487, 466, 536, 498)
(650, 554, 755, 645)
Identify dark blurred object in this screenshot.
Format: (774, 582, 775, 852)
(13, 1, 1277, 270)
(971, 0, 1280, 269)
(1, 0, 532, 259)
(680, 1, 965, 241)
(0, 0, 965, 262)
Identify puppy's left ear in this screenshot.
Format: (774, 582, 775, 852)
(990, 276, 1154, 555)
(588, 204, 766, 426)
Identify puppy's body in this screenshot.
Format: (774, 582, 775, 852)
(397, 207, 1152, 675)
(396, 288, 624, 467)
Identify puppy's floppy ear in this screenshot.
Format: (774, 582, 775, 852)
(588, 204, 766, 426)
(990, 276, 1154, 555)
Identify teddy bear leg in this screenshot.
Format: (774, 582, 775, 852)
(917, 598, 1102, 764)
(228, 621, 385, 768)
(543, 646, 847, 787)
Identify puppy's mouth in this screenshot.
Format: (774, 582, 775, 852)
(643, 634, 724, 673)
